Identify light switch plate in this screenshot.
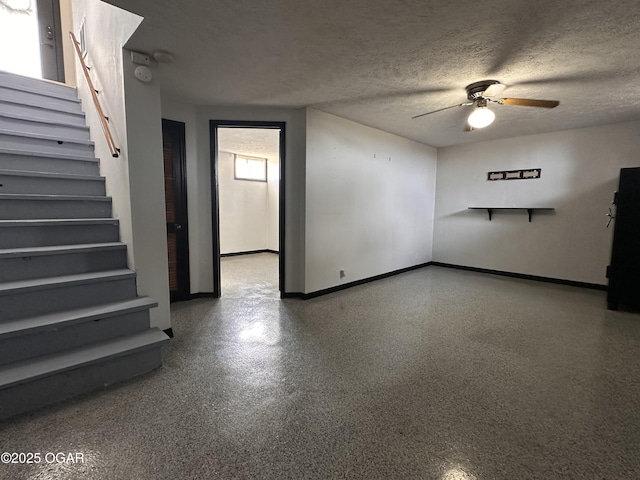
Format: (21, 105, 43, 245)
(131, 51, 151, 65)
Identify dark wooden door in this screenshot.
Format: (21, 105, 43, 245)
(163, 119, 190, 301)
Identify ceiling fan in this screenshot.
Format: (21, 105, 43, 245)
(412, 80, 559, 131)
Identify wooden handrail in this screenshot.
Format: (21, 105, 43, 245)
(69, 32, 120, 158)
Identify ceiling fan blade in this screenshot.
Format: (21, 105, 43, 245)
(499, 98, 560, 108)
(412, 102, 471, 120)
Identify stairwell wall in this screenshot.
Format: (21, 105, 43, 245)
(71, 0, 170, 329)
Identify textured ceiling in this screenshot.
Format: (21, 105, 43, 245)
(104, 0, 640, 147)
(217, 128, 280, 160)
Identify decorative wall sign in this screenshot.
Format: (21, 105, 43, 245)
(487, 168, 541, 181)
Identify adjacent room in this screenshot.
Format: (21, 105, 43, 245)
(217, 127, 281, 297)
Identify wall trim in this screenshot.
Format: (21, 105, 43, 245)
(221, 249, 279, 257)
(430, 262, 608, 291)
(171, 261, 606, 304)
(189, 292, 217, 299)
(301, 262, 433, 299)
(281, 292, 304, 299)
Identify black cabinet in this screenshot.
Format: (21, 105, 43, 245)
(607, 167, 640, 310)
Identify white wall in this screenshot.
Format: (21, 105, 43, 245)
(192, 106, 306, 294)
(305, 109, 438, 293)
(433, 121, 640, 285)
(72, 0, 170, 329)
(218, 150, 270, 253)
(122, 53, 171, 329)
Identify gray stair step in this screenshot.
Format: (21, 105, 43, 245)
(0, 148, 99, 175)
(0, 242, 127, 281)
(0, 169, 105, 196)
(0, 218, 120, 248)
(0, 297, 158, 366)
(0, 71, 167, 421)
(0, 99, 86, 126)
(0, 328, 168, 389)
(0, 71, 78, 100)
(0, 113, 91, 141)
(0, 269, 137, 321)
(0, 85, 82, 113)
(0, 130, 94, 157)
(0, 328, 169, 420)
(0, 194, 112, 219)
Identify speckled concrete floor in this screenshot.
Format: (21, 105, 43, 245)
(2, 257, 640, 480)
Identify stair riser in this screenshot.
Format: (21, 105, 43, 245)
(0, 311, 151, 366)
(0, 88, 83, 114)
(0, 152, 99, 175)
(0, 277, 137, 322)
(0, 223, 119, 248)
(0, 117, 91, 141)
(0, 73, 79, 100)
(0, 346, 162, 420)
(0, 102, 85, 126)
(0, 198, 112, 220)
(0, 249, 127, 282)
(0, 133, 93, 157)
(0, 174, 105, 196)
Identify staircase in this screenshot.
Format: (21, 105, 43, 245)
(0, 71, 169, 420)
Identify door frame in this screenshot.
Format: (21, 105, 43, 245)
(37, 0, 65, 82)
(209, 120, 286, 297)
(163, 118, 191, 301)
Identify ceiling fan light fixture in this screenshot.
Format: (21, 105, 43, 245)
(467, 105, 495, 129)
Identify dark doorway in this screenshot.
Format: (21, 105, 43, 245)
(163, 119, 190, 301)
(209, 121, 286, 298)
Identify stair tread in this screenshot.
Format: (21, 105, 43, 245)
(0, 218, 118, 227)
(0, 297, 158, 339)
(0, 111, 89, 129)
(0, 193, 111, 201)
(0, 269, 135, 294)
(0, 147, 98, 162)
(0, 242, 125, 258)
(0, 169, 103, 181)
(0, 97, 84, 115)
(0, 73, 79, 100)
(0, 328, 169, 390)
(0, 128, 94, 146)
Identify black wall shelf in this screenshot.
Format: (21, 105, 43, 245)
(468, 207, 554, 222)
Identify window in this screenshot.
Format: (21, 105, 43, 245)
(234, 154, 267, 182)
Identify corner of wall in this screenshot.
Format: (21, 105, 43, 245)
(59, 0, 76, 86)
(70, 0, 170, 330)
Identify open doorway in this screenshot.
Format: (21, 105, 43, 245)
(209, 121, 285, 298)
(0, 0, 65, 82)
